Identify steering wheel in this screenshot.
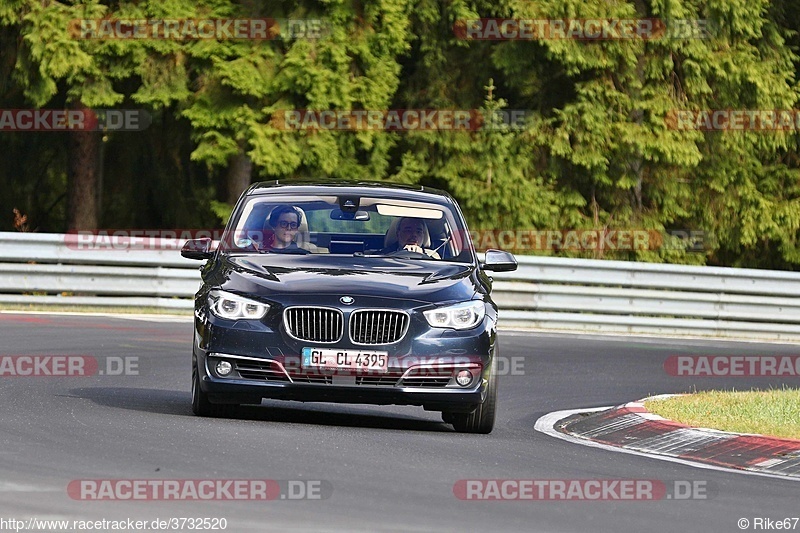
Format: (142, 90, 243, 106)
(385, 248, 429, 258)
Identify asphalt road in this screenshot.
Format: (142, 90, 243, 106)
(0, 312, 798, 532)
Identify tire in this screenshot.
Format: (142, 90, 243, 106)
(449, 362, 498, 434)
(192, 364, 236, 418)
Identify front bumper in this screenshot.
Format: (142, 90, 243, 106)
(193, 310, 496, 412)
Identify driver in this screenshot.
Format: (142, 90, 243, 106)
(260, 205, 309, 253)
(384, 217, 441, 259)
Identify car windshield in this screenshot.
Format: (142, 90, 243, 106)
(219, 193, 474, 262)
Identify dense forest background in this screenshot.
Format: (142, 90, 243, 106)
(1, 0, 799, 268)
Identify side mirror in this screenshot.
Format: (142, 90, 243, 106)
(482, 249, 517, 272)
(181, 237, 213, 260)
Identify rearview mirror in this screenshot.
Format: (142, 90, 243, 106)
(330, 209, 370, 221)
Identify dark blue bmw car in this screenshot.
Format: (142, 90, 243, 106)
(181, 181, 517, 433)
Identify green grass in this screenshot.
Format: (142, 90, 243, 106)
(645, 388, 800, 440)
(0, 304, 192, 316)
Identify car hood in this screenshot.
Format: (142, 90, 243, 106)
(213, 254, 478, 305)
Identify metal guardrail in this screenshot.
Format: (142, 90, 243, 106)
(1, 232, 798, 341)
(492, 256, 800, 340)
(0, 233, 199, 309)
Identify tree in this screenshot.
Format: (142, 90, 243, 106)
(491, 0, 799, 264)
(4, 1, 121, 230)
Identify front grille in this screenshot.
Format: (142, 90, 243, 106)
(284, 307, 343, 343)
(401, 377, 451, 388)
(355, 372, 403, 387)
(400, 368, 452, 388)
(234, 360, 291, 382)
(349, 310, 409, 345)
(287, 372, 333, 385)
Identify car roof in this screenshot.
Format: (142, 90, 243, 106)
(245, 180, 455, 204)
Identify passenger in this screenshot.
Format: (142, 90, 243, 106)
(383, 217, 441, 259)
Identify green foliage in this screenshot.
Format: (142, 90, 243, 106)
(209, 200, 233, 225)
(1, 0, 799, 268)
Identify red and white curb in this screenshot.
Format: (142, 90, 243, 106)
(535, 396, 800, 481)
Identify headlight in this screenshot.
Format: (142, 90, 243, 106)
(423, 301, 485, 330)
(208, 290, 270, 320)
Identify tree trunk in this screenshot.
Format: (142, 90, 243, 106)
(67, 103, 100, 231)
(225, 149, 253, 204)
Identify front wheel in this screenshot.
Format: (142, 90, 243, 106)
(447, 365, 497, 434)
(192, 364, 236, 417)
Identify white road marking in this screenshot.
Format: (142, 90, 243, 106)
(0, 481, 60, 492)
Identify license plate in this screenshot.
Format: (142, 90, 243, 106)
(302, 348, 389, 372)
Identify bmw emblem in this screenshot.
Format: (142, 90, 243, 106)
(340, 296, 355, 305)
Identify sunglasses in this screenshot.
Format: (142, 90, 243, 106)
(278, 221, 300, 230)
